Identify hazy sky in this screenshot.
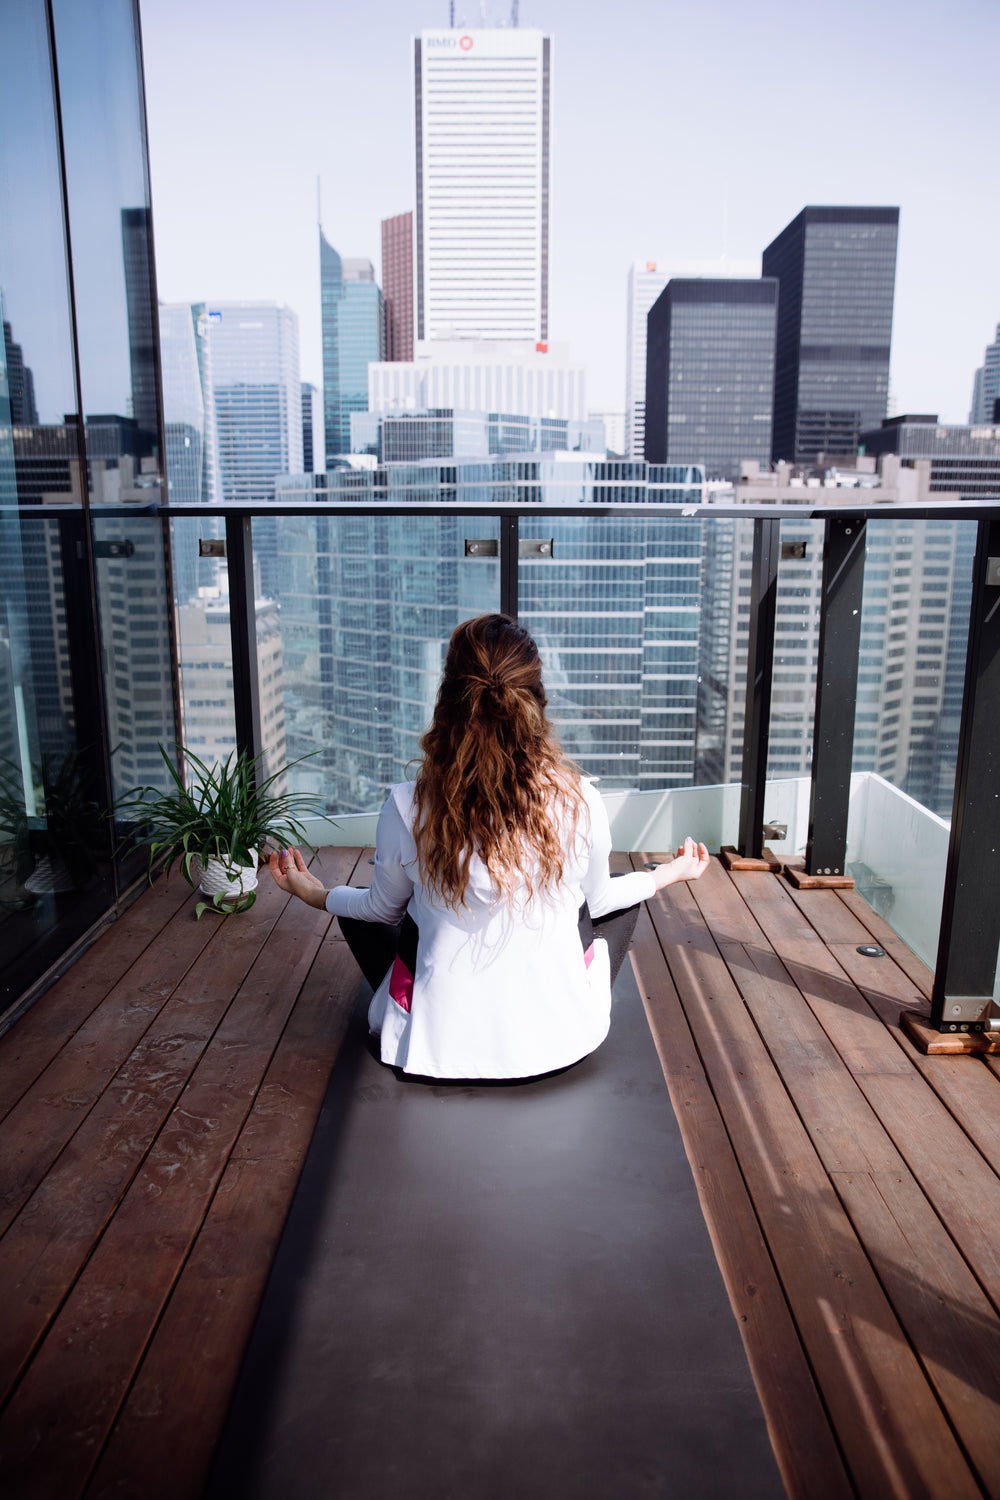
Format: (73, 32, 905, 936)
(140, 0, 1000, 422)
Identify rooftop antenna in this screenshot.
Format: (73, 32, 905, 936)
(449, 0, 454, 25)
(480, 0, 486, 22)
(511, 0, 518, 23)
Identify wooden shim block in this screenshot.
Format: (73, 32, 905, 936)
(833, 1169, 1000, 1498)
(784, 867, 854, 890)
(629, 906, 854, 1500)
(901, 1011, 1000, 1056)
(635, 859, 980, 1500)
(0, 895, 334, 1500)
(0, 873, 194, 1125)
(720, 845, 782, 873)
(86, 940, 362, 1500)
(0, 873, 297, 1405)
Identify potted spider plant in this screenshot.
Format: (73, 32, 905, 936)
(118, 745, 326, 918)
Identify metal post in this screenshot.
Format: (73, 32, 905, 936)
(225, 513, 264, 769)
(735, 517, 780, 860)
(500, 512, 519, 621)
(930, 517, 1000, 1031)
(801, 516, 866, 881)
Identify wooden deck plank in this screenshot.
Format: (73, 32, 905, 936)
(689, 866, 1000, 1486)
(833, 1168, 1000, 1497)
(735, 872, 1000, 1317)
(87, 923, 363, 1500)
(0, 873, 295, 1405)
(0, 892, 335, 1500)
(730, 872, 916, 1077)
(1, 850, 997, 1500)
(628, 898, 853, 1500)
(689, 863, 906, 1174)
(835, 887, 936, 1002)
(0, 872, 195, 1125)
(0, 896, 224, 1240)
(639, 856, 980, 1500)
(831, 939, 1000, 1172)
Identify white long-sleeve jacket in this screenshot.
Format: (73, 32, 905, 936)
(324, 780, 655, 1080)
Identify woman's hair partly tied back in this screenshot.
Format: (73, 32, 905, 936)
(413, 614, 582, 909)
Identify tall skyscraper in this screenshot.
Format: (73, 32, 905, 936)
(625, 264, 668, 459)
(414, 27, 551, 344)
(320, 231, 386, 460)
(3, 317, 38, 424)
(644, 279, 778, 479)
(207, 301, 302, 502)
(763, 206, 899, 463)
(381, 211, 414, 362)
(301, 381, 322, 472)
(969, 323, 1000, 424)
(159, 303, 221, 507)
(121, 207, 160, 449)
(624, 258, 759, 459)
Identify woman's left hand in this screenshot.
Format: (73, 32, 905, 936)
(268, 847, 328, 909)
(652, 837, 710, 890)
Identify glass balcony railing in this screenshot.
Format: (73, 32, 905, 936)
(158, 494, 1000, 1037)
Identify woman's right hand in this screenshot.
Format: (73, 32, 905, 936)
(268, 847, 328, 909)
(651, 837, 710, 891)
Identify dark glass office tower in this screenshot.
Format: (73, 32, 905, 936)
(643, 279, 777, 481)
(321, 230, 386, 460)
(764, 206, 898, 464)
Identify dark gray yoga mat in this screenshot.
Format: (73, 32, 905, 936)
(207, 961, 784, 1500)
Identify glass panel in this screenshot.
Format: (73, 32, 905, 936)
(251, 513, 501, 814)
(766, 517, 824, 790)
(0, 515, 116, 1009)
(517, 508, 746, 852)
(48, 0, 178, 813)
(851, 516, 975, 822)
(170, 517, 237, 772)
(0, 3, 115, 1010)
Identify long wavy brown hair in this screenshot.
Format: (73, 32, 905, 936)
(413, 614, 583, 909)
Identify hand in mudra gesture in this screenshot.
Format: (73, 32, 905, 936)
(268, 847, 328, 909)
(651, 836, 710, 891)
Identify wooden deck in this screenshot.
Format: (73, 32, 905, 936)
(0, 850, 998, 1498)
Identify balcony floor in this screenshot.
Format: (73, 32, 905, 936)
(0, 852, 998, 1498)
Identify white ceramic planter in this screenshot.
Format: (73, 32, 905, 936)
(191, 848, 259, 902)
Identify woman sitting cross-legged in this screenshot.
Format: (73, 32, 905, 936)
(270, 613, 709, 1081)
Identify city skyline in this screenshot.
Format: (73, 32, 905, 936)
(139, 0, 999, 426)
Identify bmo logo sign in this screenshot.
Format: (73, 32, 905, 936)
(427, 34, 475, 49)
(460, 34, 474, 49)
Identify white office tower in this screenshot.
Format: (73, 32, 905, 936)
(625, 258, 758, 458)
(414, 28, 551, 344)
(369, 340, 586, 422)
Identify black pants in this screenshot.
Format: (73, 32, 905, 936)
(338, 889, 641, 994)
